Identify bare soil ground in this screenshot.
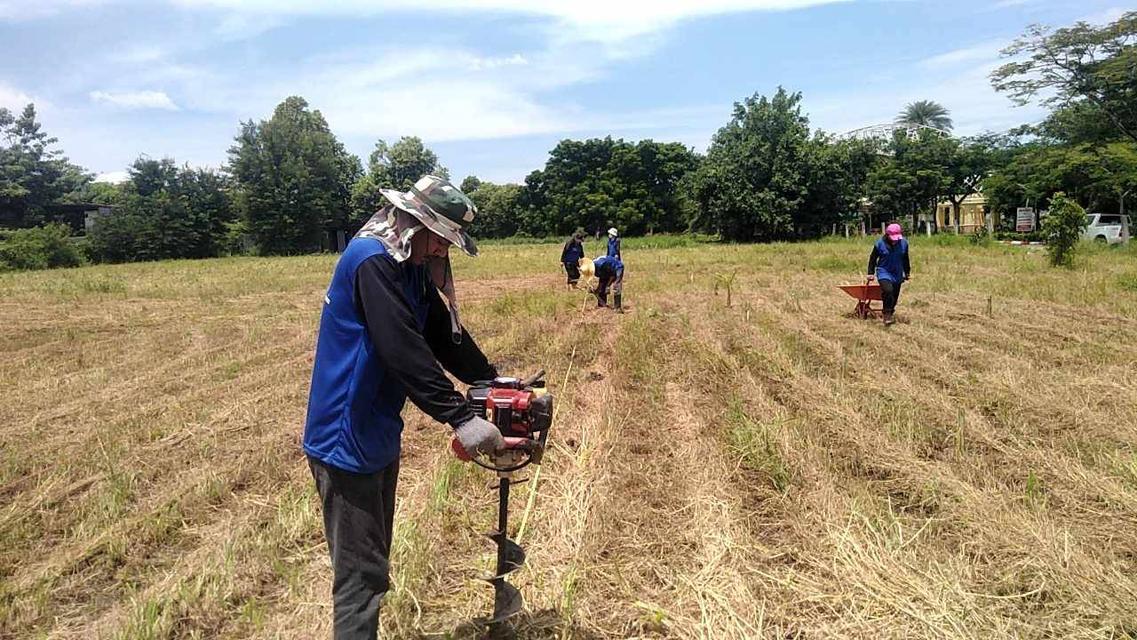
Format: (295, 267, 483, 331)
(2, 238, 1136, 639)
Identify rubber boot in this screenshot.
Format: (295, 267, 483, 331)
(883, 310, 895, 326)
(613, 294, 622, 312)
(597, 291, 608, 307)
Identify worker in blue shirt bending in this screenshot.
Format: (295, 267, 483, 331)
(581, 254, 625, 312)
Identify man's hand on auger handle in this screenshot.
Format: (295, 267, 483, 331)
(454, 416, 506, 458)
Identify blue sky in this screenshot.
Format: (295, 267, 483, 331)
(0, 0, 1127, 185)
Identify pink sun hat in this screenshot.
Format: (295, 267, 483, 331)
(885, 223, 904, 242)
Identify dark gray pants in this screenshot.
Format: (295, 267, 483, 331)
(309, 456, 399, 640)
(880, 279, 902, 312)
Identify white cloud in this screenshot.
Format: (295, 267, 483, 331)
(802, 25, 1071, 139)
(919, 41, 1004, 69)
(809, 48, 1046, 137)
(1077, 7, 1127, 26)
(90, 90, 180, 110)
(0, 0, 107, 20)
(0, 83, 34, 110)
(94, 170, 129, 183)
(989, 0, 1034, 8)
(2, 0, 850, 41)
(466, 53, 528, 71)
(4, 0, 849, 151)
(174, 0, 846, 42)
(110, 46, 169, 64)
(213, 12, 285, 40)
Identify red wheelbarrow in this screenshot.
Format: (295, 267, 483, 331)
(839, 278, 882, 319)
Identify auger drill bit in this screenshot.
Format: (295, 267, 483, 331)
(485, 531, 526, 578)
(484, 475, 525, 624)
(456, 371, 553, 630)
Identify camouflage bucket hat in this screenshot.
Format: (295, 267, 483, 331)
(380, 175, 478, 257)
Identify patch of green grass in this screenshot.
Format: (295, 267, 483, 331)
(1025, 471, 1048, 511)
(113, 593, 170, 640)
(1116, 453, 1137, 489)
(238, 597, 268, 630)
(90, 467, 137, 526)
(381, 521, 432, 635)
(275, 483, 319, 543)
(219, 360, 243, 381)
(912, 233, 974, 248)
(810, 255, 859, 272)
(724, 399, 792, 494)
(429, 460, 470, 512)
(1118, 273, 1137, 292)
(486, 290, 574, 319)
(613, 315, 665, 396)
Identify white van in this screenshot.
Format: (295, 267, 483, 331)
(1083, 213, 1131, 245)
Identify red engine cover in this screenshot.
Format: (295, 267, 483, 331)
(485, 388, 533, 436)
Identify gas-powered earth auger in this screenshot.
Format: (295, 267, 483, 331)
(451, 371, 554, 627)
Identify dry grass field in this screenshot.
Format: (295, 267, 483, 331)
(2, 237, 1137, 639)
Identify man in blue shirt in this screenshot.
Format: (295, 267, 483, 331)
(560, 229, 585, 287)
(867, 222, 912, 326)
(607, 227, 621, 259)
(304, 175, 505, 639)
(583, 255, 625, 312)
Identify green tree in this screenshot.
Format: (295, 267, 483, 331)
(229, 96, 360, 254)
(1042, 192, 1087, 267)
(635, 140, 701, 234)
(1029, 101, 1124, 145)
(0, 103, 91, 228)
(801, 135, 881, 235)
(467, 181, 523, 238)
(992, 12, 1137, 144)
(0, 223, 83, 271)
(351, 136, 447, 227)
(1094, 142, 1137, 216)
(73, 180, 124, 206)
(460, 175, 482, 194)
(522, 137, 698, 237)
(985, 138, 1137, 224)
(942, 136, 999, 233)
(896, 100, 953, 131)
(688, 88, 819, 241)
(866, 130, 954, 231)
(88, 157, 233, 263)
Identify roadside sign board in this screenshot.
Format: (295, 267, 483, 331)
(1016, 207, 1035, 232)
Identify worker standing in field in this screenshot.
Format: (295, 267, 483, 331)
(303, 175, 506, 640)
(606, 227, 621, 259)
(581, 254, 625, 311)
(560, 229, 585, 288)
(867, 222, 911, 326)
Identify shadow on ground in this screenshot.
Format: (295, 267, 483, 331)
(412, 609, 605, 639)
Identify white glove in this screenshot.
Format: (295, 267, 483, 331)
(454, 416, 506, 457)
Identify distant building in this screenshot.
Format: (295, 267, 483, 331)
(936, 194, 989, 233)
(49, 203, 115, 235)
(0, 203, 115, 234)
(837, 122, 951, 146)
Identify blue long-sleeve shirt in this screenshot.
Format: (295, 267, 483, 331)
(561, 237, 584, 264)
(594, 255, 624, 280)
(303, 238, 496, 473)
(867, 238, 911, 282)
(607, 236, 621, 259)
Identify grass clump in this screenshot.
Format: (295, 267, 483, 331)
(724, 400, 792, 494)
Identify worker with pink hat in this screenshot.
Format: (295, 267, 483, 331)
(867, 222, 911, 325)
